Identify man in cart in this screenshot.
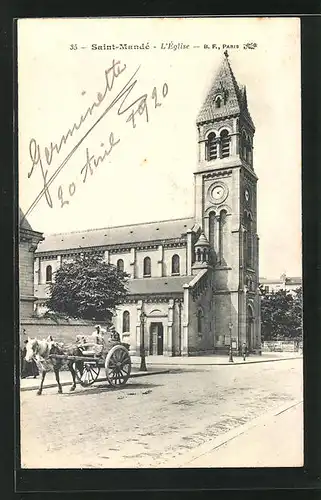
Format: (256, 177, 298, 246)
(91, 324, 107, 345)
(109, 325, 120, 342)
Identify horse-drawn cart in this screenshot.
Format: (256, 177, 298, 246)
(49, 340, 132, 388)
(25, 334, 132, 395)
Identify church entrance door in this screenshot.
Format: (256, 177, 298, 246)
(149, 322, 164, 355)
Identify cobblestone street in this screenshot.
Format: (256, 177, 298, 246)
(20, 358, 303, 468)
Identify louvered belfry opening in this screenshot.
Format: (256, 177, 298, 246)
(207, 132, 218, 160)
(220, 130, 230, 158)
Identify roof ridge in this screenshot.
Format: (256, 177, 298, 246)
(131, 275, 194, 281)
(42, 215, 195, 237)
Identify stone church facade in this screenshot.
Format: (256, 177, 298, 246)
(34, 52, 261, 356)
(19, 208, 44, 320)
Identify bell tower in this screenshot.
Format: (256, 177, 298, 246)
(194, 50, 261, 353)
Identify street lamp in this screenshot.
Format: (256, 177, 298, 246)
(139, 310, 147, 372)
(228, 321, 234, 363)
(177, 300, 182, 356)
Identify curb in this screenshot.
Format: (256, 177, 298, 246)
(163, 399, 303, 468)
(20, 369, 170, 392)
(132, 356, 302, 368)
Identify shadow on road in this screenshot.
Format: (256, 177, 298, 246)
(63, 381, 162, 397)
(167, 368, 211, 374)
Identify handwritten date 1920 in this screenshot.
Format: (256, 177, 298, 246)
(57, 82, 168, 208)
(126, 82, 168, 129)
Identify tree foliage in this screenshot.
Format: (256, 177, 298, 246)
(259, 286, 303, 341)
(47, 254, 130, 321)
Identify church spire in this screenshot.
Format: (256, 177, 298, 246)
(196, 51, 254, 131)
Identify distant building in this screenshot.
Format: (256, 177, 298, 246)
(33, 51, 261, 356)
(259, 273, 302, 295)
(19, 208, 43, 320)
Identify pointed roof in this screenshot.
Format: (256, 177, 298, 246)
(19, 208, 33, 231)
(195, 231, 210, 247)
(19, 207, 44, 244)
(197, 51, 255, 130)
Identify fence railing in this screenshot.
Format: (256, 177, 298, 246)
(262, 340, 302, 352)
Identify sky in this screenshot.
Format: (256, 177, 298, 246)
(18, 17, 301, 279)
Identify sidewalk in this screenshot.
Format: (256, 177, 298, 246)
(165, 400, 303, 468)
(20, 366, 169, 392)
(131, 351, 302, 367)
(20, 352, 302, 392)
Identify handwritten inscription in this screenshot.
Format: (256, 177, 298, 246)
(24, 60, 168, 218)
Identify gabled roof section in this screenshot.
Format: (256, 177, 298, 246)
(196, 51, 255, 130)
(36, 217, 195, 253)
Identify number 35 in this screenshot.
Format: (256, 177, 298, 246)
(70, 44, 78, 50)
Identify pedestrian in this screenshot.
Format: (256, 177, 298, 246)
(241, 342, 247, 362)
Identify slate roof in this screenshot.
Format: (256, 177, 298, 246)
(285, 277, 302, 285)
(127, 276, 195, 295)
(35, 275, 196, 300)
(260, 277, 302, 286)
(197, 52, 255, 130)
(195, 232, 210, 247)
(36, 217, 195, 254)
(19, 208, 33, 231)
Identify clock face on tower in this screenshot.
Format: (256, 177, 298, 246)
(209, 182, 228, 204)
(212, 186, 224, 199)
(244, 188, 250, 202)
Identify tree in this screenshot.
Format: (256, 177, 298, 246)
(259, 286, 303, 341)
(46, 254, 130, 321)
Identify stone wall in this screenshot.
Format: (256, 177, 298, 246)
(20, 317, 97, 345)
(19, 240, 37, 318)
(187, 288, 215, 355)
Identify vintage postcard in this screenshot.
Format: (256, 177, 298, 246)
(18, 17, 303, 469)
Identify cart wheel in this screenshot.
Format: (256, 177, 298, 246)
(74, 361, 100, 387)
(105, 345, 131, 388)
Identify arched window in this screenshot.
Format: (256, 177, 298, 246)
(143, 256, 151, 277)
(246, 140, 252, 165)
(242, 131, 247, 160)
(171, 254, 180, 275)
(218, 210, 227, 264)
(117, 259, 124, 272)
(244, 212, 253, 268)
(123, 311, 130, 332)
(247, 218, 252, 268)
(215, 96, 222, 108)
(207, 132, 217, 160)
(209, 211, 216, 249)
(196, 248, 202, 262)
(220, 130, 230, 158)
(197, 308, 203, 333)
(241, 131, 252, 165)
(46, 265, 52, 283)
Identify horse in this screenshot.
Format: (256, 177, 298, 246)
(24, 336, 82, 395)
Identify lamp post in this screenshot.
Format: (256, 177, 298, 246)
(228, 321, 234, 363)
(177, 300, 182, 356)
(139, 310, 147, 372)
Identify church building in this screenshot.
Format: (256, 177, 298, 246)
(33, 52, 261, 356)
(19, 208, 44, 320)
